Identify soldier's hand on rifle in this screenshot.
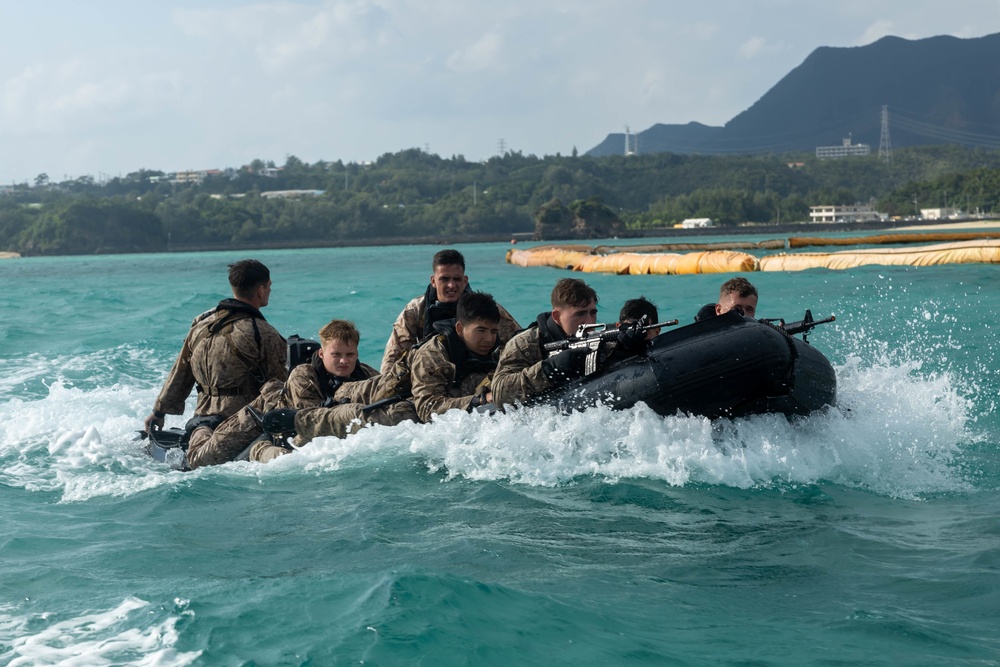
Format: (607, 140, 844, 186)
(616, 321, 648, 355)
(262, 408, 299, 435)
(542, 347, 588, 383)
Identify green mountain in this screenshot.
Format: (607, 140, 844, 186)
(589, 32, 1000, 156)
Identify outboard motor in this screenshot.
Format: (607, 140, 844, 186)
(286, 334, 321, 373)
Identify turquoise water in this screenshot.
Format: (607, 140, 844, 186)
(1, 239, 998, 665)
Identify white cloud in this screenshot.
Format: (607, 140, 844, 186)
(737, 35, 790, 60)
(739, 36, 768, 59)
(1, 64, 45, 118)
(4, 0, 1000, 182)
(690, 22, 720, 41)
(446, 32, 504, 73)
(172, 1, 390, 74)
(855, 19, 896, 45)
(0, 56, 184, 135)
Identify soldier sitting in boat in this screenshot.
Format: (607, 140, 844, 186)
(695, 276, 759, 321)
(380, 248, 520, 375)
(408, 291, 500, 423)
(263, 291, 500, 445)
(491, 278, 648, 408)
(143, 259, 287, 453)
(186, 319, 408, 468)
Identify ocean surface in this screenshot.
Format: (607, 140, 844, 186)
(1, 237, 998, 666)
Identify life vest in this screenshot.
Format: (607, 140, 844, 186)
(418, 283, 473, 337)
(432, 319, 498, 388)
(308, 351, 371, 404)
(372, 317, 496, 400)
(531, 311, 569, 357)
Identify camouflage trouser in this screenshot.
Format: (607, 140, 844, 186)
(288, 400, 418, 447)
(186, 380, 284, 469)
(243, 399, 418, 465)
(246, 435, 293, 464)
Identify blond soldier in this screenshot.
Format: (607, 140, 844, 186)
(248, 322, 415, 463)
(186, 320, 377, 468)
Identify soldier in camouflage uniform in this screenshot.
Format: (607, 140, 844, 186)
(144, 259, 287, 444)
(491, 278, 600, 408)
(379, 248, 520, 375)
(245, 321, 415, 464)
(184, 320, 379, 467)
(408, 291, 499, 423)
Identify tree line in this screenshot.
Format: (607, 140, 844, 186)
(3, 145, 1000, 255)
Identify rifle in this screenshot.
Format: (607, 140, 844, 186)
(762, 310, 835, 343)
(543, 318, 680, 376)
(361, 394, 406, 414)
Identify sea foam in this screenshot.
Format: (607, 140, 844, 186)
(0, 340, 980, 504)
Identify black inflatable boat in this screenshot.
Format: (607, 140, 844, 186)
(140, 313, 835, 467)
(532, 310, 837, 419)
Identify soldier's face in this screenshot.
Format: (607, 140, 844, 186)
(456, 319, 499, 356)
(716, 293, 757, 318)
(319, 339, 359, 378)
(258, 280, 272, 308)
(553, 299, 598, 337)
(430, 264, 468, 303)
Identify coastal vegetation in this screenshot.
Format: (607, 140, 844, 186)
(3, 145, 1000, 255)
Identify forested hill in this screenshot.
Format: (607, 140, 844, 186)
(4, 145, 1000, 256)
(589, 32, 1000, 157)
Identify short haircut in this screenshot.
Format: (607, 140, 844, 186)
(720, 276, 758, 299)
(457, 291, 500, 325)
(318, 319, 360, 347)
(619, 296, 658, 324)
(433, 249, 465, 271)
(228, 259, 270, 298)
(551, 278, 598, 309)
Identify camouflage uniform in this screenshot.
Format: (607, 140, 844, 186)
(187, 356, 378, 468)
(409, 333, 494, 423)
(491, 312, 566, 408)
(248, 362, 417, 463)
(288, 393, 417, 447)
(154, 299, 287, 420)
(187, 378, 284, 469)
(380, 287, 520, 375)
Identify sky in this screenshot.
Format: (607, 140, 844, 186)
(2, 0, 999, 183)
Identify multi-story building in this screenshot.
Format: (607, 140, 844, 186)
(815, 137, 871, 159)
(809, 204, 883, 223)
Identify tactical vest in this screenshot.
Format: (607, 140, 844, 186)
(189, 299, 269, 395)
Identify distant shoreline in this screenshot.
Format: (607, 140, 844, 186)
(4, 218, 998, 258)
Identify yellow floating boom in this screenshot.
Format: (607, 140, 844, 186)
(788, 231, 1000, 247)
(759, 239, 1000, 272)
(506, 247, 759, 275)
(507, 238, 1000, 275)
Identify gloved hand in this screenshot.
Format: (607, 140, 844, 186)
(542, 347, 589, 383)
(616, 321, 648, 356)
(262, 408, 299, 435)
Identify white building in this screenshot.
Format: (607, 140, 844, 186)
(679, 218, 715, 229)
(920, 207, 962, 220)
(816, 137, 871, 160)
(260, 189, 325, 199)
(809, 204, 884, 223)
